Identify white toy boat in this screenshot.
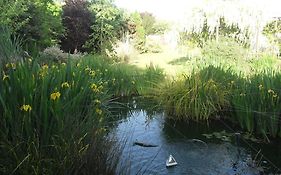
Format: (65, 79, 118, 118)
(166, 155, 177, 167)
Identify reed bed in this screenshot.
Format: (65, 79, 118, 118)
(0, 53, 164, 174)
(154, 65, 281, 139)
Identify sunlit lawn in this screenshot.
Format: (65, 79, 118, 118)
(128, 46, 192, 76)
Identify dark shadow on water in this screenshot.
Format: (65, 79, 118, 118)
(108, 97, 281, 174)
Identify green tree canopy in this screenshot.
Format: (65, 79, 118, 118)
(0, 0, 63, 51)
(85, 0, 127, 53)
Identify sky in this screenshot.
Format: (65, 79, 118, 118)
(114, 0, 281, 23)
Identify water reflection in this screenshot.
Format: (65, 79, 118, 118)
(108, 98, 280, 174)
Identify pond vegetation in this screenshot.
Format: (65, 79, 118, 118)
(1, 0, 281, 174)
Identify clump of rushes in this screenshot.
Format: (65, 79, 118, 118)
(155, 66, 230, 121)
(231, 72, 281, 139)
(154, 65, 281, 140)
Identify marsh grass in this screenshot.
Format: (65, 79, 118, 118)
(155, 66, 231, 121)
(0, 49, 165, 174)
(231, 72, 281, 138)
(154, 65, 281, 139)
(0, 26, 22, 68)
(0, 58, 110, 174)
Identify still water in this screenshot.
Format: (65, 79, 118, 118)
(109, 98, 281, 175)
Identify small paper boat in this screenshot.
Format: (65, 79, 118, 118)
(166, 154, 177, 167)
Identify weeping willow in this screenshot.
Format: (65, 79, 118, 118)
(182, 0, 276, 50)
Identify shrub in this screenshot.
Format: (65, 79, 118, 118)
(202, 37, 247, 63)
(39, 46, 82, 63)
(113, 41, 137, 63)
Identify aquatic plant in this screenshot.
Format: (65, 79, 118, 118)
(231, 72, 281, 139)
(155, 66, 230, 121)
(154, 65, 281, 139)
(0, 48, 166, 174)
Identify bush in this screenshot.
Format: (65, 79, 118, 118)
(202, 37, 247, 63)
(143, 37, 163, 53)
(39, 46, 82, 63)
(0, 57, 110, 174)
(113, 41, 137, 63)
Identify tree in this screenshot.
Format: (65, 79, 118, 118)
(0, 0, 27, 31)
(61, 0, 92, 53)
(140, 12, 169, 35)
(0, 0, 63, 51)
(85, 0, 127, 53)
(140, 12, 156, 35)
(130, 12, 145, 51)
(183, 0, 269, 49)
(263, 18, 281, 55)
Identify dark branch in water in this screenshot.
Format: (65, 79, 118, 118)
(133, 141, 158, 147)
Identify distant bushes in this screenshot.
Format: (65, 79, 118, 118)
(202, 37, 247, 62)
(39, 46, 82, 63)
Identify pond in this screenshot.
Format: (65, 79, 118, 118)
(109, 98, 281, 175)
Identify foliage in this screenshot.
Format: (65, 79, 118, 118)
(0, 26, 23, 67)
(61, 0, 92, 53)
(130, 12, 146, 52)
(231, 72, 281, 139)
(152, 21, 170, 34)
(184, 0, 268, 49)
(85, 0, 127, 53)
(183, 17, 248, 48)
(113, 41, 137, 63)
(80, 55, 165, 96)
(263, 19, 281, 56)
(39, 46, 82, 64)
(0, 50, 165, 174)
(250, 54, 280, 73)
(4, 0, 64, 51)
(202, 37, 247, 64)
(140, 12, 169, 35)
(143, 37, 163, 53)
(0, 0, 27, 31)
(153, 64, 281, 139)
(0, 58, 110, 174)
(140, 12, 156, 35)
(154, 66, 231, 121)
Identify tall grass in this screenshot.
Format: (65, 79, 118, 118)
(155, 66, 231, 121)
(0, 26, 22, 68)
(0, 47, 165, 174)
(0, 58, 111, 174)
(231, 72, 281, 138)
(154, 65, 281, 139)
(78, 55, 165, 96)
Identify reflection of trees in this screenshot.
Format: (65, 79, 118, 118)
(105, 97, 162, 129)
(162, 118, 229, 142)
